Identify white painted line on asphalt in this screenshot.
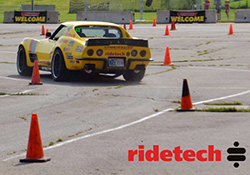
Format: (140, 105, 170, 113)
(2, 108, 173, 162)
(0, 90, 33, 98)
(45, 108, 174, 150)
(0, 76, 28, 82)
(0, 94, 10, 98)
(187, 66, 250, 72)
(3, 89, 250, 162)
(193, 90, 250, 105)
(0, 51, 16, 54)
(21, 89, 33, 94)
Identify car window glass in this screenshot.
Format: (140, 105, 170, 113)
(75, 26, 122, 38)
(53, 26, 67, 40)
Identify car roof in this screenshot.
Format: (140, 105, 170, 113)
(61, 21, 121, 28)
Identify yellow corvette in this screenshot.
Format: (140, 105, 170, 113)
(17, 21, 153, 81)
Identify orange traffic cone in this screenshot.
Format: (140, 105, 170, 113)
(41, 25, 45, 35)
(29, 60, 43, 85)
(124, 23, 126, 30)
(20, 114, 51, 162)
(171, 21, 176, 30)
(228, 23, 233, 35)
(153, 18, 156, 27)
(161, 46, 173, 65)
(45, 28, 49, 38)
(177, 79, 196, 111)
(164, 24, 170, 36)
(129, 20, 133, 30)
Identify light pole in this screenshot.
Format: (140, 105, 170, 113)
(140, 0, 143, 21)
(31, 0, 34, 11)
(136, 0, 146, 22)
(197, 0, 200, 10)
(85, 0, 88, 11)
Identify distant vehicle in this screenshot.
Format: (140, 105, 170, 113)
(17, 21, 153, 81)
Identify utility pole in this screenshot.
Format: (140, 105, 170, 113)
(136, 0, 146, 22)
(140, 0, 143, 21)
(197, 0, 200, 10)
(31, 0, 34, 11)
(85, 0, 88, 11)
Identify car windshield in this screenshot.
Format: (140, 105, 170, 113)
(75, 26, 122, 38)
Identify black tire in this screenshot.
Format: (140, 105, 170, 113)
(123, 69, 145, 82)
(17, 45, 32, 76)
(51, 49, 69, 81)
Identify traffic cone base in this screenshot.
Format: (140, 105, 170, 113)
(161, 63, 174, 66)
(20, 157, 51, 163)
(20, 114, 51, 163)
(177, 108, 196, 112)
(29, 60, 43, 85)
(177, 79, 196, 112)
(161, 46, 174, 65)
(29, 81, 43, 85)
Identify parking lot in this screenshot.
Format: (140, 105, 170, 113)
(0, 23, 250, 174)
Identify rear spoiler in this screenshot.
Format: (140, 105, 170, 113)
(85, 38, 148, 47)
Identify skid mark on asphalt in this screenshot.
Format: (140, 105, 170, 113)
(3, 89, 250, 162)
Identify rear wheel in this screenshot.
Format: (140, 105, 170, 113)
(17, 45, 32, 76)
(123, 69, 145, 82)
(51, 49, 69, 81)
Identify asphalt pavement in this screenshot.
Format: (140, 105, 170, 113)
(0, 22, 250, 175)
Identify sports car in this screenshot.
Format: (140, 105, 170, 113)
(17, 21, 153, 81)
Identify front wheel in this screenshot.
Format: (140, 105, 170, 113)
(51, 49, 69, 81)
(17, 45, 32, 76)
(123, 69, 145, 82)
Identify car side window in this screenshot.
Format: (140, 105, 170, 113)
(75, 27, 86, 37)
(53, 26, 67, 40)
(50, 25, 67, 41)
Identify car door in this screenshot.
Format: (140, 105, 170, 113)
(36, 25, 67, 67)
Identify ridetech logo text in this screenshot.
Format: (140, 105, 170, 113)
(128, 145, 221, 162)
(128, 142, 246, 168)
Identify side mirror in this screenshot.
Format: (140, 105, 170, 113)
(46, 32, 51, 38)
